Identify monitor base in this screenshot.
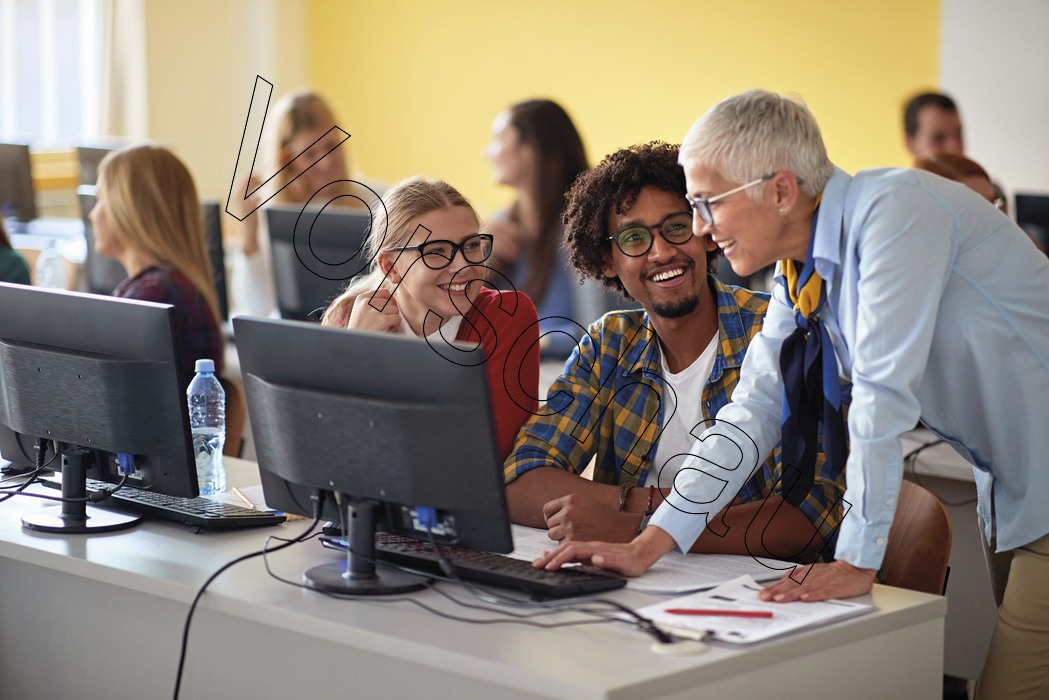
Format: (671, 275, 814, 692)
(304, 561, 428, 596)
(23, 505, 142, 534)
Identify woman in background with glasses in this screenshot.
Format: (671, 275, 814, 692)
(322, 177, 540, 460)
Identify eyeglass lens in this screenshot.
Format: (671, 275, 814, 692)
(419, 235, 492, 269)
(615, 213, 693, 256)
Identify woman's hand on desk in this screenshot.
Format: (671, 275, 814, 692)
(532, 525, 676, 577)
(758, 561, 877, 603)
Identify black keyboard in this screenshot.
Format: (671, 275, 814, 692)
(368, 533, 626, 598)
(41, 478, 286, 530)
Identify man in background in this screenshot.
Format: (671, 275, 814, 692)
(903, 91, 965, 158)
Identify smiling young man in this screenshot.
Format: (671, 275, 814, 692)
(502, 142, 846, 561)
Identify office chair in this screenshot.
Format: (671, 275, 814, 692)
(219, 377, 247, 458)
(882, 480, 953, 595)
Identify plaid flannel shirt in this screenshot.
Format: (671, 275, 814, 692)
(504, 278, 847, 554)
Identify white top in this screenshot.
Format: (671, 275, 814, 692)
(399, 312, 464, 347)
(650, 334, 719, 491)
(230, 204, 279, 318)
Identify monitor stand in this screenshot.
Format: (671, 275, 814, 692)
(304, 498, 428, 595)
(22, 446, 142, 534)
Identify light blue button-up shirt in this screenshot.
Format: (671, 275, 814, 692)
(651, 166, 1049, 568)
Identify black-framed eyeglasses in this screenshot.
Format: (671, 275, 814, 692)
(607, 211, 694, 257)
(390, 233, 494, 269)
(685, 172, 805, 225)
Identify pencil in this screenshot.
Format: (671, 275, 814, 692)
(231, 486, 256, 510)
(664, 609, 773, 619)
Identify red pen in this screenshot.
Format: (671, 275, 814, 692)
(664, 608, 773, 619)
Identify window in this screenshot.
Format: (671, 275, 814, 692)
(0, 0, 101, 145)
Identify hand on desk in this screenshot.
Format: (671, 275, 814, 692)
(758, 560, 877, 602)
(532, 525, 676, 577)
(543, 494, 641, 544)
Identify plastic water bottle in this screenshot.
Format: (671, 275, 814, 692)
(187, 359, 226, 495)
(35, 242, 66, 289)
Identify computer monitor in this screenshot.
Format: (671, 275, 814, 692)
(201, 201, 229, 321)
(77, 186, 127, 294)
(233, 316, 512, 594)
(0, 283, 198, 533)
(78, 188, 229, 319)
(0, 143, 36, 224)
(266, 205, 372, 321)
(77, 146, 111, 187)
(1016, 193, 1049, 253)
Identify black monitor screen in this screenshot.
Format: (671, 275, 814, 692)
(0, 283, 197, 499)
(77, 146, 111, 187)
(1016, 193, 1049, 253)
(234, 316, 512, 555)
(0, 143, 36, 223)
(266, 205, 372, 321)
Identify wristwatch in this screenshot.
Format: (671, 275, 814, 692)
(638, 510, 655, 533)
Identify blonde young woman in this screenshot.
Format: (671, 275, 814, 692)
(231, 88, 383, 318)
(322, 177, 540, 460)
(90, 145, 223, 389)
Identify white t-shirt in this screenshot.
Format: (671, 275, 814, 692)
(649, 334, 719, 491)
(398, 313, 464, 347)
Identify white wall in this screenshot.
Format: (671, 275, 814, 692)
(940, 0, 1049, 196)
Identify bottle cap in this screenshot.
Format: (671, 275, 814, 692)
(194, 359, 216, 373)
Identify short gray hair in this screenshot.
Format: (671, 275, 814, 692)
(679, 89, 834, 199)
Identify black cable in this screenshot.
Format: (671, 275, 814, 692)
(422, 532, 672, 643)
(904, 439, 978, 507)
(261, 540, 630, 631)
(273, 531, 671, 640)
(172, 498, 325, 700)
(0, 472, 130, 505)
(0, 439, 57, 505)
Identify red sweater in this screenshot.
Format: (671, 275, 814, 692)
(455, 288, 540, 461)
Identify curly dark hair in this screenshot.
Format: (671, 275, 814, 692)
(562, 141, 720, 299)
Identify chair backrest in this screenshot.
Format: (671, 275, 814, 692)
(219, 376, 246, 458)
(882, 479, 953, 595)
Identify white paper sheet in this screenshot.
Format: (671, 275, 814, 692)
(638, 575, 875, 643)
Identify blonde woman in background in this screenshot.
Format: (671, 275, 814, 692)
(90, 144, 223, 389)
(322, 176, 540, 461)
(230, 88, 385, 318)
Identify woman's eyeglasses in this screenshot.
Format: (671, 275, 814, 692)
(390, 233, 494, 270)
(685, 172, 805, 225)
(608, 212, 694, 257)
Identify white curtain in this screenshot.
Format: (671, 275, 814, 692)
(98, 0, 147, 138)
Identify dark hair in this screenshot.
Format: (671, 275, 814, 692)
(913, 152, 989, 181)
(0, 216, 10, 249)
(506, 99, 588, 305)
(903, 92, 958, 137)
(563, 141, 720, 299)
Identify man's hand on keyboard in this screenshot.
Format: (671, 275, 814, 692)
(532, 525, 676, 577)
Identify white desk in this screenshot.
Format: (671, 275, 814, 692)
(900, 428, 997, 680)
(0, 458, 946, 700)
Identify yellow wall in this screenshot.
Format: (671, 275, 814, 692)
(308, 0, 939, 218)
